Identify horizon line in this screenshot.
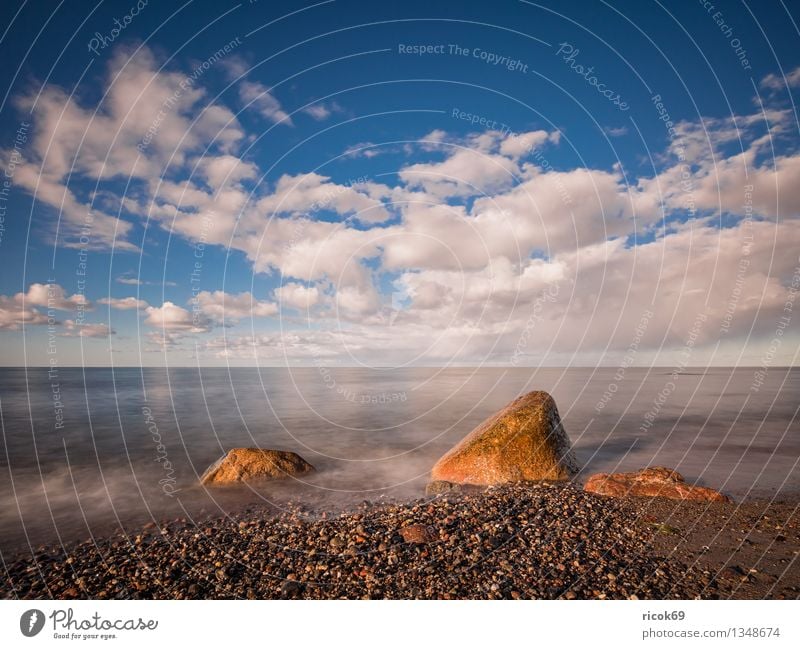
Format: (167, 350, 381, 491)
(1, 365, 796, 370)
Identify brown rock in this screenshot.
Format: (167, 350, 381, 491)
(430, 391, 579, 486)
(425, 480, 460, 495)
(200, 448, 314, 485)
(584, 466, 730, 502)
(399, 524, 437, 544)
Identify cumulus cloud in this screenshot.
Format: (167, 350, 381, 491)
(23, 283, 90, 310)
(256, 173, 390, 223)
(197, 154, 258, 191)
(61, 320, 114, 338)
(144, 301, 209, 332)
(193, 290, 277, 323)
(98, 297, 149, 310)
(398, 128, 560, 198)
(275, 283, 321, 310)
(10, 45, 244, 250)
(0, 283, 91, 330)
(0, 297, 50, 329)
(139, 292, 278, 343)
(335, 283, 381, 317)
(8, 50, 800, 365)
(499, 129, 558, 158)
(399, 147, 521, 198)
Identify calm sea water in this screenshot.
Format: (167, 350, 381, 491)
(1, 366, 798, 551)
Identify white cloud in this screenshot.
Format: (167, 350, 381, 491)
(498, 129, 555, 158)
(193, 290, 277, 323)
(302, 102, 340, 120)
(115, 275, 176, 287)
(200, 328, 369, 361)
(399, 148, 521, 198)
(61, 320, 114, 338)
(145, 330, 183, 350)
(10, 159, 137, 251)
(335, 284, 381, 317)
(604, 126, 628, 137)
(0, 283, 93, 330)
(239, 80, 292, 125)
(197, 154, 258, 191)
(760, 66, 800, 91)
(343, 141, 388, 158)
(11, 45, 244, 250)
(144, 301, 209, 332)
(470, 166, 641, 255)
(397, 128, 560, 198)
(23, 283, 90, 310)
(256, 172, 390, 223)
(275, 283, 321, 310)
(0, 297, 50, 329)
(9, 55, 800, 366)
(98, 297, 149, 310)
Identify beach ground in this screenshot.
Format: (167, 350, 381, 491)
(2, 482, 798, 600)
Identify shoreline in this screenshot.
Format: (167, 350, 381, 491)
(3, 482, 798, 600)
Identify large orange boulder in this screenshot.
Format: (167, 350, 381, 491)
(584, 466, 730, 502)
(430, 391, 579, 486)
(201, 448, 314, 485)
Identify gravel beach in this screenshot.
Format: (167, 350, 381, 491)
(2, 482, 798, 600)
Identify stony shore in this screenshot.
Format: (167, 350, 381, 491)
(2, 482, 798, 599)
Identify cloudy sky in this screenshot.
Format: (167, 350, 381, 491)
(0, 0, 798, 367)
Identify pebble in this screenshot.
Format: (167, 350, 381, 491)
(0, 483, 765, 600)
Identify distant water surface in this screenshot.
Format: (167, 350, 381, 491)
(1, 366, 798, 552)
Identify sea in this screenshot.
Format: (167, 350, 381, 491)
(1, 366, 798, 552)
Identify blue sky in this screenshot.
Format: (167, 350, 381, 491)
(0, 0, 798, 366)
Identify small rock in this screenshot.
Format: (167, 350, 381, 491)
(426, 481, 459, 495)
(399, 524, 436, 544)
(281, 580, 303, 598)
